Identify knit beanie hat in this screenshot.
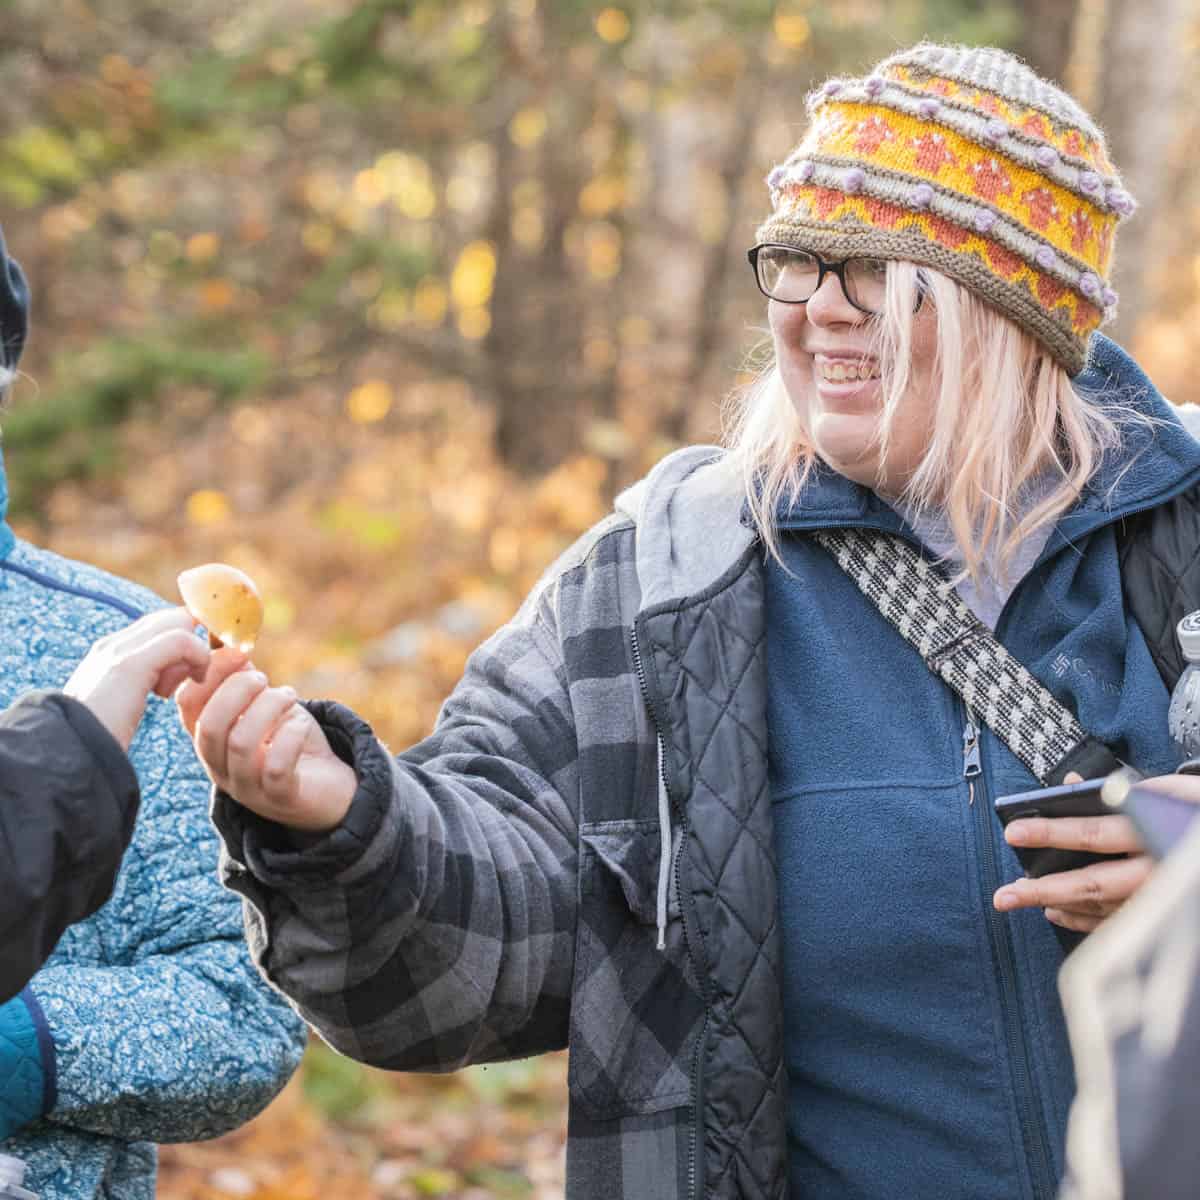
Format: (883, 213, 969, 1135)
(756, 44, 1135, 375)
(0, 224, 29, 376)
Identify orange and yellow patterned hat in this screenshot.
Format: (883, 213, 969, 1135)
(756, 44, 1136, 375)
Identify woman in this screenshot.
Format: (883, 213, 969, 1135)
(0, 223, 306, 1200)
(177, 44, 1200, 1200)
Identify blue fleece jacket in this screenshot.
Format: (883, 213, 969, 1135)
(766, 337, 1200, 1200)
(0, 451, 306, 1200)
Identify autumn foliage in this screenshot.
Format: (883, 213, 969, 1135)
(1, 0, 1198, 1196)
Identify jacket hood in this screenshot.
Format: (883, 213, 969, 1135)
(616, 335, 1200, 610)
(1068, 335, 1200, 514)
(615, 444, 753, 610)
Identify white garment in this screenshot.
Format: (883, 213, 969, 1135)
(895, 482, 1057, 631)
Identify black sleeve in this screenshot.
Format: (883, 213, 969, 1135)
(0, 690, 141, 1004)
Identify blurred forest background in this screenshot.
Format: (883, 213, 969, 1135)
(1, 0, 1199, 1196)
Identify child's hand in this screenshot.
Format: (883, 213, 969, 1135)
(65, 608, 211, 750)
(175, 653, 357, 833)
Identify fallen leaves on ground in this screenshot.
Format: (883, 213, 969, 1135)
(158, 1045, 569, 1199)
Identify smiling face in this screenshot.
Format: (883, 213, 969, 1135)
(769, 259, 939, 498)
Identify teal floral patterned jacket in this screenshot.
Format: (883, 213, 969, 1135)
(0, 452, 306, 1199)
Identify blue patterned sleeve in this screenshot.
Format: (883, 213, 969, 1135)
(21, 693, 307, 1142)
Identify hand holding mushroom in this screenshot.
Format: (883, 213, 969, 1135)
(65, 608, 213, 750)
(174, 563, 357, 833)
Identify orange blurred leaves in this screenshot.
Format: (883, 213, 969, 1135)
(158, 1048, 569, 1200)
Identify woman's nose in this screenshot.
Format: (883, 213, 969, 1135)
(805, 269, 862, 327)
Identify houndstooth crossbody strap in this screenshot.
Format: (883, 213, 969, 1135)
(813, 526, 1105, 785)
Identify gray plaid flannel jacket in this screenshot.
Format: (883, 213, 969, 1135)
(215, 446, 787, 1199)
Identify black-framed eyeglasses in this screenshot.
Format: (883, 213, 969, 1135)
(749, 244, 907, 315)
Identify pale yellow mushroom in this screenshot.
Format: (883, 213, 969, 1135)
(177, 563, 264, 652)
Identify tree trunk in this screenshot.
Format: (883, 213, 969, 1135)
(485, 4, 599, 477)
(491, 139, 588, 476)
(667, 37, 773, 441)
(1090, 0, 1195, 345)
(1014, 0, 1079, 84)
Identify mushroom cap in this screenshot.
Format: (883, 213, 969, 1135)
(177, 563, 264, 652)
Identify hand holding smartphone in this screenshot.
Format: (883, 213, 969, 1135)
(993, 769, 1200, 940)
(996, 768, 1200, 874)
(995, 776, 1128, 878)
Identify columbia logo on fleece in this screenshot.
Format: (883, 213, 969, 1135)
(1051, 653, 1121, 698)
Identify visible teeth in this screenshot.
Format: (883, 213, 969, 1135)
(817, 360, 880, 383)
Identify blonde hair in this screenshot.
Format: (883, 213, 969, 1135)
(723, 262, 1144, 590)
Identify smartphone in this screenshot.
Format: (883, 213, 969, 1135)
(994, 777, 1125, 877)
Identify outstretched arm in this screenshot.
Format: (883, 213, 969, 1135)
(0, 693, 139, 1006)
(0, 609, 211, 1004)
(1, 689, 306, 1146)
(194, 587, 582, 1072)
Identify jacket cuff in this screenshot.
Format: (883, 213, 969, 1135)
(212, 699, 396, 885)
(49, 693, 140, 814)
(7, 691, 140, 838)
(0, 989, 56, 1138)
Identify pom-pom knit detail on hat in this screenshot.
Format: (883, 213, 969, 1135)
(757, 43, 1135, 374)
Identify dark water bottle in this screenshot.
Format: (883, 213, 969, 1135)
(0, 1155, 37, 1200)
(1168, 612, 1200, 771)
